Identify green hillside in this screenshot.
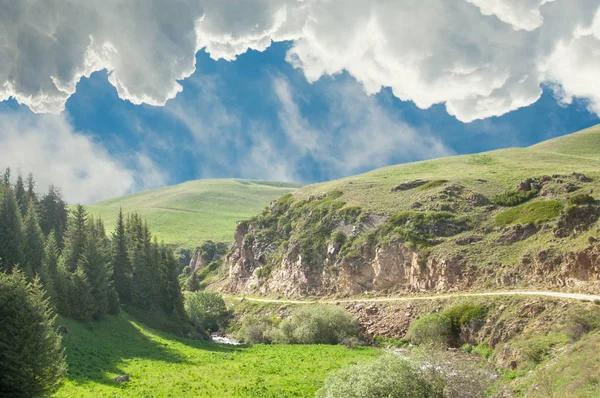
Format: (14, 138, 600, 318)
(86, 179, 301, 249)
(53, 313, 378, 397)
(296, 124, 600, 214)
(531, 124, 600, 160)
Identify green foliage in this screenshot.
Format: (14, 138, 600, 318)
(407, 313, 453, 347)
(495, 200, 563, 226)
(566, 309, 600, 341)
(0, 270, 66, 396)
(62, 205, 88, 272)
(331, 230, 346, 246)
(472, 343, 493, 358)
(111, 208, 132, 303)
(491, 189, 539, 207)
(442, 302, 488, 338)
(22, 199, 45, 279)
(39, 185, 68, 249)
(236, 305, 358, 345)
(567, 193, 596, 206)
(0, 185, 24, 273)
(316, 354, 445, 398)
(467, 154, 495, 165)
(275, 305, 358, 345)
(372, 336, 410, 348)
(417, 179, 449, 190)
(185, 291, 229, 333)
(14, 173, 27, 217)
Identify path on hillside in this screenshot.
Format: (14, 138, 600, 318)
(235, 291, 600, 304)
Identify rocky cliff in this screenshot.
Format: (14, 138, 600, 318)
(223, 173, 600, 298)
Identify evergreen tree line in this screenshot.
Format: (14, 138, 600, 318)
(0, 168, 186, 323)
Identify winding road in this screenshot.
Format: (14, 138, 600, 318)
(236, 291, 600, 304)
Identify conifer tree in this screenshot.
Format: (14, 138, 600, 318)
(78, 220, 112, 320)
(39, 185, 68, 248)
(162, 246, 187, 320)
(0, 185, 24, 272)
(41, 232, 60, 302)
(69, 267, 94, 322)
(23, 199, 45, 279)
(0, 270, 66, 396)
(52, 260, 73, 317)
(2, 167, 11, 187)
(62, 205, 87, 272)
(26, 173, 38, 205)
(14, 173, 27, 217)
(111, 208, 132, 303)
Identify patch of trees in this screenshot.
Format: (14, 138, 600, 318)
(0, 168, 187, 395)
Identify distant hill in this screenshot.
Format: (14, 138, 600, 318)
(86, 179, 301, 248)
(530, 124, 600, 160)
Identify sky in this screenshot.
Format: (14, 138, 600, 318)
(1, 0, 600, 203)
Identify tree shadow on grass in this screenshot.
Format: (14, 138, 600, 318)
(56, 312, 247, 390)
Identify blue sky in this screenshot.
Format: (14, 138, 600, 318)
(1, 1, 599, 202)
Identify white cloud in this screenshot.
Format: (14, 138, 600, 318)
(1, 0, 600, 122)
(0, 111, 166, 203)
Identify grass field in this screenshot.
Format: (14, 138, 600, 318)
(296, 124, 600, 214)
(53, 313, 379, 398)
(86, 179, 301, 249)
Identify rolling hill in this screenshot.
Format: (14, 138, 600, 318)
(86, 179, 301, 249)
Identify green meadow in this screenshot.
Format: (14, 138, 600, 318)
(53, 313, 379, 398)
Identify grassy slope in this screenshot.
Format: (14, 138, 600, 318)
(86, 179, 301, 249)
(297, 125, 600, 213)
(53, 313, 379, 398)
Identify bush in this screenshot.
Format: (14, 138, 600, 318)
(276, 305, 358, 345)
(317, 351, 490, 398)
(495, 200, 563, 226)
(373, 336, 410, 348)
(417, 180, 449, 191)
(316, 354, 444, 398)
(442, 302, 487, 338)
(185, 291, 229, 333)
(491, 189, 538, 207)
(235, 305, 358, 345)
(0, 271, 66, 396)
(567, 193, 596, 206)
(566, 310, 600, 341)
(407, 314, 453, 347)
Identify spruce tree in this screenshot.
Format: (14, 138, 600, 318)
(62, 205, 87, 272)
(111, 208, 132, 303)
(78, 221, 112, 320)
(52, 260, 73, 317)
(0, 185, 24, 272)
(162, 246, 187, 320)
(69, 267, 94, 322)
(14, 173, 27, 217)
(0, 270, 66, 396)
(26, 173, 38, 205)
(23, 199, 45, 279)
(2, 167, 11, 187)
(39, 185, 68, 248)
(40, 232, 60, 303)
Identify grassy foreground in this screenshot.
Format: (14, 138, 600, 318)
(53, 313, 379, 398)
(86, 179, 301, 248)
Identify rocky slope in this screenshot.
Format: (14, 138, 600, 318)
(220, 126, 600, 298)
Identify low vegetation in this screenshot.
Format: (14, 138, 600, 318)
(495, 200, 563, 226)
(491, 189, 539, 207)
(316, 352, 491, 398)
(235, 305, 358, 345)
(407, 313, 453, 347)
(568, 193, 597, 206)
(185, 291, 230, 333)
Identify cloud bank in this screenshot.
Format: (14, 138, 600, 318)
(0, 112, 166, 203)
(1, 0, 600, 122)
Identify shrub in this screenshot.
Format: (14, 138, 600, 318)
(277, 305, 358, 345)
(417, 180, 449, 191)
(330, 230, 346, 246)
(373, 336, 410, 348)
(407, 314, 453, 347)
(185, 291, 229, 333)
(317, 351, 490, 398)
(491, 189, 538, 207)
(235, 315, 276, 344)
(0, 271, 66, 396)
(495, 200, 563, 226)
(316, 354, 444, 398)
(442, 302, 488, 338)
(566, 310, 600, 341)
(472, 343, 493, 358)
(567, 193, 596, 206)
